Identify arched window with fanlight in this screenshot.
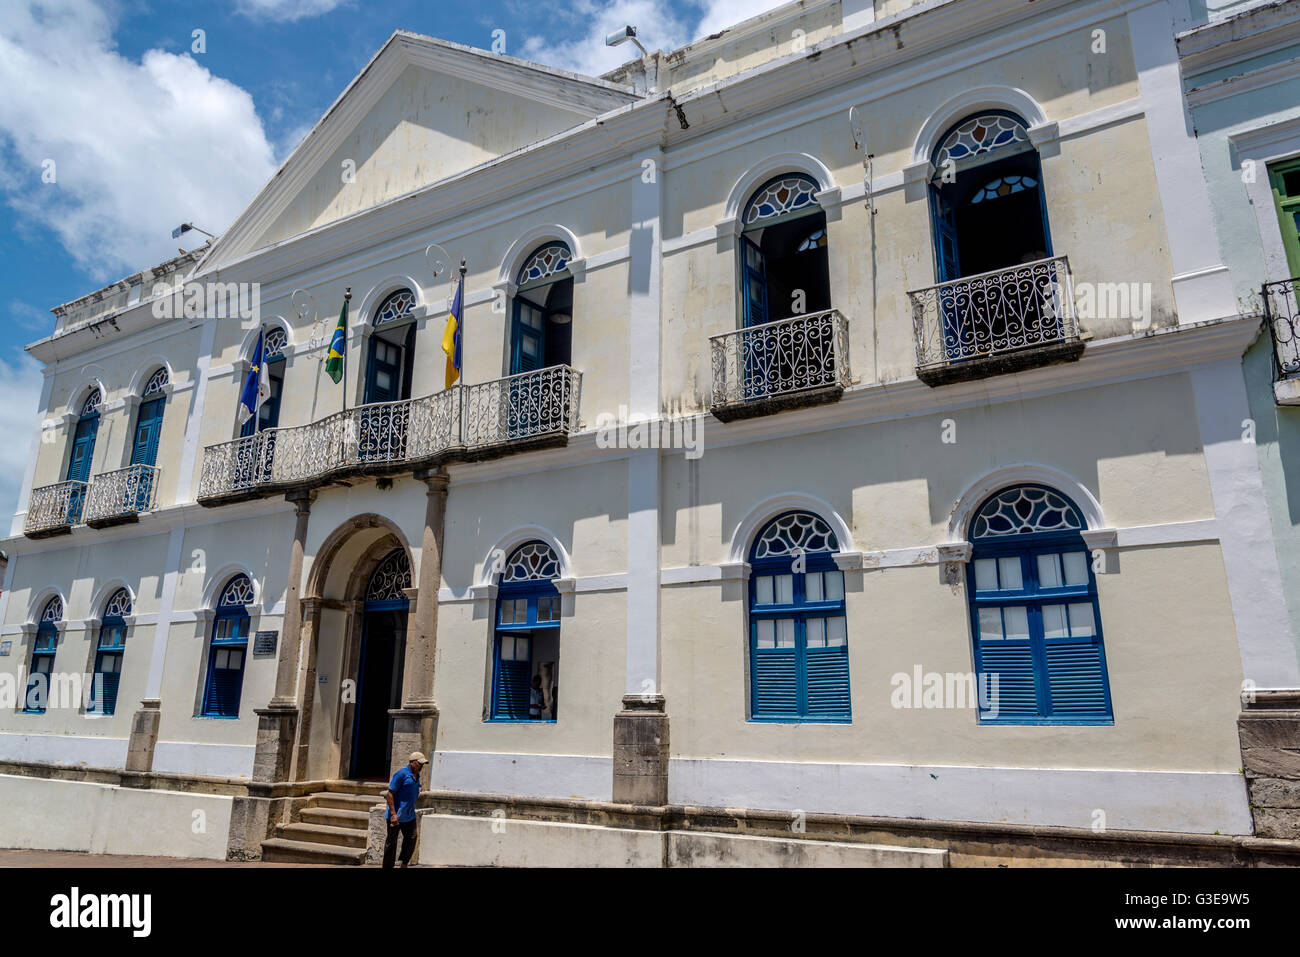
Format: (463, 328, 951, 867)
(748, 511, 849, 722)
(240, 327, 288, 437)
(65, 390, 101, 522)
(364, 289, 417, 406)
(90, 589, 132, 716)
(929, 112, 1052, 282)
(966, 484, 1112, 725)
(511, 243, 572, 375)
(24, 596, 63, 714)
(201, 574, 254, 718)
(130, 368, 169, 469)
(490, 541, 562, 721)
(740, 174, 830, 328)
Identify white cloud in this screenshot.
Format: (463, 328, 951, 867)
(518, 0, 693, 78)
(0, 0, 278, 282)
(693, 0, 789, 41)
(0, 350, 43, 523)
(234, 0, 350, 22)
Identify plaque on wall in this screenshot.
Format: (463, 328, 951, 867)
(253, 630, 278, 656)
(0, 641, 10, 656)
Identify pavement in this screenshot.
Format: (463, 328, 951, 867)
(0, 848, 341, 867)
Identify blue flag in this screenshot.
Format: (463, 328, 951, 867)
(238, 332, 265, 426)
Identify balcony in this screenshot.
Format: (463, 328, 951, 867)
(709, 310, 851, 422)
(1264, 278, 1300, 406)
(908, 256, 1084, 387)
(198, 365, 582, 505)
(24, 480, 86, 538)
(83, 464, 160, 528)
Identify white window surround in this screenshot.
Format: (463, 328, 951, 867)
(497, 226, 585, 287)
(1228, 115, 1300, 290)
(475, 525, 574, 590)
(353, 276, 432, 336)
(726, 491, 856, 565)
(716, 153, 841, 244)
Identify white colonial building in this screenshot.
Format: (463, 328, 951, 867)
(1, 0, 1297, 865)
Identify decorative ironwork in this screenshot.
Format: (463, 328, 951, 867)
(743, 174, 819, 225)
(103, 588, 133, 619)
(24, 480, 87, 535)
(41, 596, 64, 622)
(366, 549, 411, 602)
(933, 113, 1029, 171)
(518, 243, 570, 286)
(197, 366, 580, 500)
(83, 464, 159, 524)
(143, 368, 169, 397)
(753, 511, 838, 558)
(1263, 278, 1300, 379)
(264, 327, 288, 359)
(710, 310, 850, 406)
(908, 256, 1078, 373)
(79, 391, 101, 417)
(374, 289, 416, 326)
(971, 485, 1085, 539)
(219, 575, 255, 607)
(501, 541, 560, 582)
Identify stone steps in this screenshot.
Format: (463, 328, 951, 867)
(261, 837, 368, 865)
(260, 782, 386, 865)
(276, 821, 368, 849)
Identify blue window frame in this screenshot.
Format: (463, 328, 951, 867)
(90, 589, 132, 716)
(364, 290, 416, 406)
(739, 174, 828, 329)
(966, 484, 1112, 725)
(490, 541, 561, 721)
(201, 575, 254, 718)
(510, 243, 573, 376)
(747, 511, 850, 722)
(65, 391, 101, 524)
(240, 330, 287, 437)
(25, 596, 63, 714)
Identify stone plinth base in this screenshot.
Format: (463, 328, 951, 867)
(252, 706, 299, 785)
(613, 695, 669, 806)
(1239, 691, 1300, 840)
(389, 706, 439, 781)
(124, 699, 161, 773)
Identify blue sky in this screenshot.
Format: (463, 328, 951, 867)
(0, 0, 773, 520)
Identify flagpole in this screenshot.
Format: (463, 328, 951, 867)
(255, 322, 266, 431)
(457, 261, 467, 446)
(342, 286, 351, 414)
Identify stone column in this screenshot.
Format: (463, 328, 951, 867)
(252, 489, 313, 784)
(125, 697, 162, 772)
(613, 694, 670, 806)
(290, 597, 324, 782)
(390, 469, 448, 781)
(1239, 689, 1300, 839)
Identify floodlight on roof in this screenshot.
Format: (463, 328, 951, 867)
(606, 25, 648, 57)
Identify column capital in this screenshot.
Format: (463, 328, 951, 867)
(286, 488, 316, 512)
(414, 467, 449, 495)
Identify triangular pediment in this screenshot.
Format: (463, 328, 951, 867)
(200, 32, 640, 269)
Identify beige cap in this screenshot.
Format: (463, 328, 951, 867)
(408, 751, 428, 765)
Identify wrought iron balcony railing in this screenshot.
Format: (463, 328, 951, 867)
(83, 464, 160, 527)
(709, 310, 851, 420)
(198, 364, 582, 503)
(1263, 278, 1300, 380)
(24, 480, 86, 537)
(908, 256, 1083, 386)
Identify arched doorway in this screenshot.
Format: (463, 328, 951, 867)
(350, 548, 411, 779)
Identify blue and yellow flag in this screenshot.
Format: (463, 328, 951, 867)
(324, 297, 348, 384)
(237, 332, 265, 425)
(441, 279, 463, 389)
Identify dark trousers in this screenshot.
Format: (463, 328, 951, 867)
(383, 818, 417, 868)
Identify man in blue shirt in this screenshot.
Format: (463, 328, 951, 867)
(382, 751, 426, 868)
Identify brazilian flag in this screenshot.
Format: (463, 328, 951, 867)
(325, 297, 347, 384)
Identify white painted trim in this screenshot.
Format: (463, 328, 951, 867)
(143, 527, 185, 702)
(946, 464, 1106, 543)
(727, 492, 856, 563)
(721, 152, 838, 223)
(669, 757, 1252, 835)
(1190, 360, 1299, 688)
(1128, 1, 1238, 324)
(236, 316, 293, 362)
(497, 225, 584, 286)
(11, 372, 55, 536)
(86, 579, 137, 621)
(909, 85, 1050, 165)
(432, 749, 612, 803)
(24, 587, 66, 626)
(1229, 116, 1300, 287)
(174, 315, 217, 503)
(355, 275, 427, 328)
(476, 525, 574, 587)
(1185, 54, 1300, 108)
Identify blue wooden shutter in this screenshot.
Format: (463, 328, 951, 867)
(130, 396, 165, 467)
(803, 645, 851, 720)
(930, 186, 961, 283)
(66, 416, 98, 482)
(1044, 638, 1108, 716)
(751, 646, 798, 717)
(976, 641, 1040, 719)
(93, 653, 121, 715)
(493, 654, 532, 719)
(511, 299, 545, 375)
(741, 237, 768, 328)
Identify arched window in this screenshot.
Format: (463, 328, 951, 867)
(364, 289, 417, 406)
(201, 574, 254, 718)
(24, 596, 63, 714)
(966, 484, 1112, 724)
(65, 390, 101, 521)
(740, 174, 830, 327)
(511, 243, 572, 375)
(241, 328, 288, 437)
(928, 112, 1051, 282)
(491, 541, 561, 721)
(350, 548, 412, 778)
(90, 589, 132, 716)
(748, 511, 849, 722)
(128, 369, 167, 512)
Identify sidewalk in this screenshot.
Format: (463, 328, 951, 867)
(0, 848, 341, 867)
